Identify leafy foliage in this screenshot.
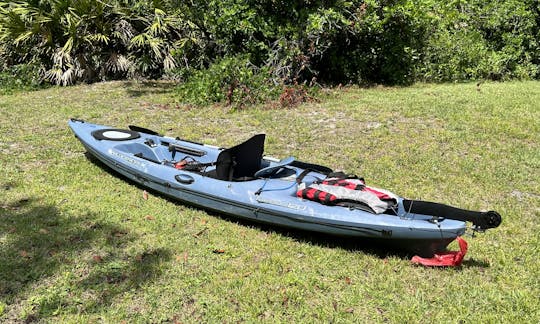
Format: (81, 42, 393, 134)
(176, 55, 278, 107)
(0, 61, 42, 94)
(0, 0, 539, 93)
(0, 0, 184, 85)
(419, 0, 540, 81)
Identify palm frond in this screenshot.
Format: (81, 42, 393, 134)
(13, 30, 33, 44)
(163, 53, 176, 71)
(105, 52, 133, 74)
(147, 37, 164, 59)
(62, 37, 73, 54)
(84, 33, 110, 45)
(45, 48, 84, 85)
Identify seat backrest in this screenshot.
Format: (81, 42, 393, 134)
(215, 134, 265, 181)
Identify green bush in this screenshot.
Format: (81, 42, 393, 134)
(418, 0, 540, 82)
(175, 56, 279, 107)
(0, 61, 43, 95)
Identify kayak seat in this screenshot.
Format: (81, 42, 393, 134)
(206, 134, 266, 181)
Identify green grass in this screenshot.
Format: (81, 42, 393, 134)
(1, 81, 539, 322)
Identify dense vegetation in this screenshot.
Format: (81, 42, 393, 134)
(1, 1, 539, 102)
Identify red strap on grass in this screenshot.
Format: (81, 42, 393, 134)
(411, 236, 468, 267)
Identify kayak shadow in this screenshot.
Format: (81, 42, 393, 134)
(197, 211, 490, 269)
(461, 258, 491, 268)
(237, 219, 414, 259)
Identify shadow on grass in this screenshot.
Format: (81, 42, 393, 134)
(122, 80, 177, 98)
(461, 258, 491, 268)
(0, 196, 171, 321)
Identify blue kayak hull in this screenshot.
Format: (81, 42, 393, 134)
(69, 119, 467, 257)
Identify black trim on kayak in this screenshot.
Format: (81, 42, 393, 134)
(290, 160, 333, 175)
(175, 174, 195, 184)
(128, 125, 161, 136)
(134, 152, 162, 164)
(124, 125, 206, 147)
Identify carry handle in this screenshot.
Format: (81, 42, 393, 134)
(175, 174, 195, 185)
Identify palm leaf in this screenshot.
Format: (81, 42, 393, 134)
(84, 33, 110, 45)
(13, 30, 33, 44)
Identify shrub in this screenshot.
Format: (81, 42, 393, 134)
(0, 0, 184, 85)
(175, 56, 279, 107)
(418, 0, 540, 82)
(0, 61, 44, 94)
(259, 0, 430, 85)
(279, 83, 314, 108)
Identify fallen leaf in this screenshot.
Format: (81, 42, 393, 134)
(114, 231, 126, 237)
(39, 228, 49, 234)
(176, 252, 189, 263)
(193, 227, 208, 238)
(142, 190, 148, 200)
(201, 219, 207, 225)
(259, 310, 272, 319)
(144, 215, 155, 221)
(212, 249, 225, 254)
(344, 276, 352, 285)
(92, 255, 103, 262)
(344, 307, 354, 313)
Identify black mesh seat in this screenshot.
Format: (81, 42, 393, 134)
(210, 134, 265, 181)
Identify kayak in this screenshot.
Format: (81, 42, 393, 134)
(68, 119, 501, 258)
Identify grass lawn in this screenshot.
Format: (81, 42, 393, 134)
(1, 81, 539, 322)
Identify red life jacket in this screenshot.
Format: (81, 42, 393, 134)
(320, 178, 395, 201)
(297, 177, 398, 214)
(297, 187, 337, 205)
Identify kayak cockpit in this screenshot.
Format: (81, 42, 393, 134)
(112, 133, 301, 182)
